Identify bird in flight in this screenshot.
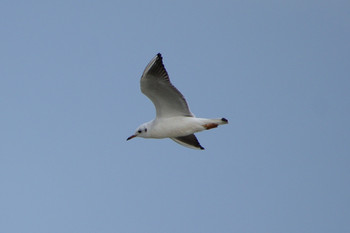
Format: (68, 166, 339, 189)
(127, 53, 228, 150)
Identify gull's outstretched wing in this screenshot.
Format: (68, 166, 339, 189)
(171, 134, 204, 150)
(140, 53, 193, 118)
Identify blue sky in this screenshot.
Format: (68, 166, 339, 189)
(1, 1, 349, 232)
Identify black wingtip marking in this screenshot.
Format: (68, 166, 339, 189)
(221, 118, 228, 123)
(157, 53, 162, 59)
(172, 134, 205, 150)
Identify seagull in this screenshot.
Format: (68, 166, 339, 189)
(127, 53, 228, 150)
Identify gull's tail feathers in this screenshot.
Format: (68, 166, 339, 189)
(200, 118, 228, 130)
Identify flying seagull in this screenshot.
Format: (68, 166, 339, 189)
(127, 53, 228, 150)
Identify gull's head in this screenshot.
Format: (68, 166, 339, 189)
(127, 123, 149, 140)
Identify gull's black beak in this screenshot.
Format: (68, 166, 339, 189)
(127, 135, 137, 141)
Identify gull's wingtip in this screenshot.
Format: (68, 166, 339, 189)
(221, 118, 228, 123)
(157, 53, 162, 59)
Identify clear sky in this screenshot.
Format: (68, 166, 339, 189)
(1, 1, 349, 232)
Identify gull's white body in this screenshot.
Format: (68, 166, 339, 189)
(141, 117, 226, 139)
(127, 53, 228, 150)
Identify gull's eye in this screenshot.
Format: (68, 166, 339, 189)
(138, 130, 142, 133)
(145, 128, 147, 132)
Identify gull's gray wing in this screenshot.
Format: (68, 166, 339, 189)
(171, 134, 204, 150)
(140, 53, 193, 118)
